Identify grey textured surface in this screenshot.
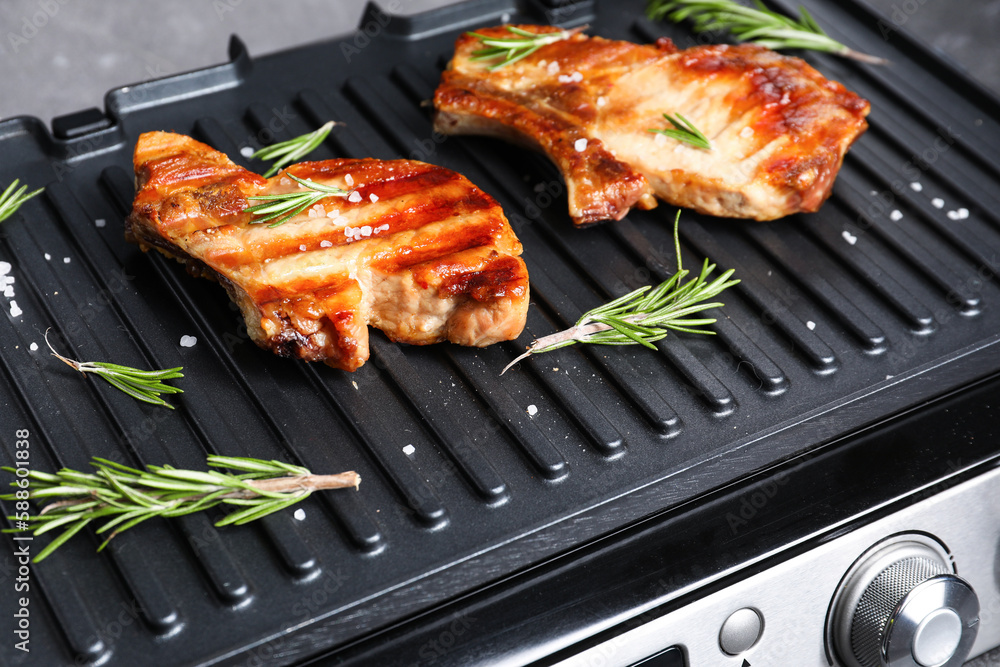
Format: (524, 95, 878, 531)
(1, 0, 999, 125)
(0, 0, 456, 124)
(0, 0, 998, 664)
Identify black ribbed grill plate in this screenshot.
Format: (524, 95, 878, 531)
(2, 1, 1000, 665)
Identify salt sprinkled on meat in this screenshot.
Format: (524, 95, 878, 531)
(348, 191, 362, 203)
(369, 193, 379, 203)
(574, 138, 588, 152)
(299, 244, 307, 251)
(596, 96, 607, 108)
(547, 61, 559, 75)
(320, 240, 333, 248)
(345, 173, 354, 186)
(740, 126, 754, 138)
(360, 226, 372, 237)
(327, 209, 340, 218)
(280, 177, 292, 186)
(376, 224, 390, 233)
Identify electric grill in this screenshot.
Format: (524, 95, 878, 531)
(2, 1, 1000, 665)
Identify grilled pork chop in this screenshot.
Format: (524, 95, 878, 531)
(127, 131, 529, 371)
(434, 26, 871, 225)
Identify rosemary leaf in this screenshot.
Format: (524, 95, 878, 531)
(0, 179, 44, 224)
(253, 121, 337, 178)
(647, 0, 887, 65)
(648, 112, 713, 150)
(502, 211, 740, 373)
(468, 25, 583, 70)
(245, 173, 351, 227)
(45, 332, 184, 410)
(2, 456, 361, 562)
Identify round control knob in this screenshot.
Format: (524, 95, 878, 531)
(832, 540, 979, 667)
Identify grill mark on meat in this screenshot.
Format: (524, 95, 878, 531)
(127, 131, 529, 371)
(433, 26, 870, 224)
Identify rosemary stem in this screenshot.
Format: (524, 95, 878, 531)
(246, 472, 362, 494)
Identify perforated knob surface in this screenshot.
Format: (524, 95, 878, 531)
(850, 557, 948, 667)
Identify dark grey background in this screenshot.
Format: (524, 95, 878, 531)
(1, 0, 998, 664)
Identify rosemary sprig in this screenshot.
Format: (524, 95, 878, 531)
(647, 0, 887, 65)
(46, 331, 183, 409)
(245, 173, 351, 227)
(0, 179, 44, 224)
(2, 456, 361, 562)
(648, 113, 712, 149)
(503, 212, 739, 373)
(252, 121, 337, 178)
(468, 25, 583, 70)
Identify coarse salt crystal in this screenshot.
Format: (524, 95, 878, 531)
(596, 96, 607, 107)
(95, 218, 106, 228)
(501, 12, 510, 22)
(534, 182, 546, 193)
(320, 240, 333, 248)
(740, 126, 754, 138)
(527, 404, 538, 417)
(299, 244, 307, 251)
(348, 191, 362, 203)
(240, 146, 254, 158)
(360, 226, 372, 237)
(280, 177, 292, 186)
(345, 226, 355, 238)
(0, 261, 10, 275)
(806, 321, 816, 331)
(547, 61, 559, 75)
(369, 193, 379, 203)
(402, 444, 416, 456)
(376, 224, 390, 233)
(29, 342, 38, 352)
(932, 198, 945, 209)
(574, 138, 588, 152)
(3, 286, 12, 298)
(889, 210, 903, 221)
(957, 208, 969, 219)
(910, 182, 923, 192)
(293, 508, 306, 521)
(327, 209, 340, 218)
(842, 231, 858, 245)
(180, 335, 197, 348)
(9, 301, 21, 318)
(653, 132, 667, 146)
(63, 257, 71, 264)
(44, 253, 51, 261)
(308, 208, 319, 218)
(345, 173, 354, 186)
